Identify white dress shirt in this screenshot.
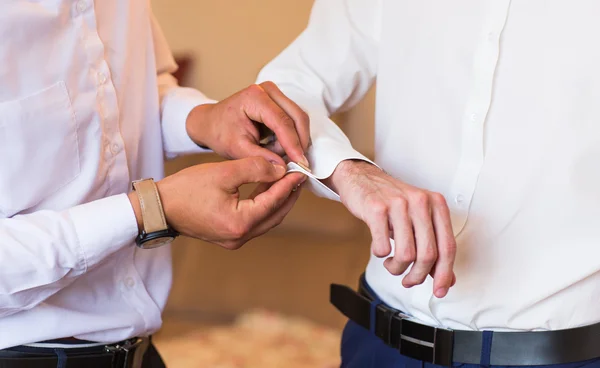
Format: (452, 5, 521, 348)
(0, 1, 213, 349)
(259, 0, 600, 332)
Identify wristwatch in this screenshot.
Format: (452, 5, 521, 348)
(131, 178, 179, 249)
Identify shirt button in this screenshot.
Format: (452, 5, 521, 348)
(111, 143, 121, 154)
(76, 0, 88, 13)
(124, 277, 135, 288)
(470, 113, 478, 122)
(97, 72, 107, 85)
(454, 194, 465, 205)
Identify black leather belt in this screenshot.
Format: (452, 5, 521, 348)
(330, 276, 600, 366)
(0, 337, 151, 368)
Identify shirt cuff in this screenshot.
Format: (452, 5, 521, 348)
(306, 124, 376, 201)
(66, 194, 138, 270)
(275, 87, 376, 200)
(161, 87, 217, 159)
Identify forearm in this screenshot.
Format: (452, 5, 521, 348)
(0, 195, 137, 317)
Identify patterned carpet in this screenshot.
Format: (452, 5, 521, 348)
(154, 310, 341, 367)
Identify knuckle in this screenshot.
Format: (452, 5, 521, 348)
(430, 192, 448, 206)
(411, 191, 430, 208)
(246, 83, 264, 97)
(227, 221, 250, 239)
(389, 196, 408, 211)
(299, 109, 309, 125)
(277, 111, 295, 128)
(398, 247, 416, 264)
(442, 238, 458, 256)
(420, 245, 438, 264)
(369, 202, 388, 218)
(259, 81, 277, 90)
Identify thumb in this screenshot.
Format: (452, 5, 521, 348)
(221, 157, 287, 190)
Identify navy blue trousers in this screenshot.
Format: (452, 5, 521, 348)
(340, 283, 600, 368)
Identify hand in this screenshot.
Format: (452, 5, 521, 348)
(186, 82, 310, 168)
(129, 157, 305, 250)
(327, 160, 457, 298)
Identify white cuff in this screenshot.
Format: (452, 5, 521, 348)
(161, 87, 217, 158)
(66, 194, 138, 270)
(275, 87, 376, 200)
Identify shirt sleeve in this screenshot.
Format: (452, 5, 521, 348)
(0, 194, 138, 318)
(150, 10, 217, 159)
(256, 0, 381, 199)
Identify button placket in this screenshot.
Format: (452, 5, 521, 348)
(447, 1, 512, 235)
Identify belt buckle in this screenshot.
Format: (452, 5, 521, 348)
(374, 304, 398, 343)
(398, 319, 454, 366)
(105, 338, 147, 368)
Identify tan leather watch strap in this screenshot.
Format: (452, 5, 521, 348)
(132, 179, 168, 233)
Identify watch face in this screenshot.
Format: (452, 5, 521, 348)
(141, 236, 175, 249)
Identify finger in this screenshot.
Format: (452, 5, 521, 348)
(259, 81, 311, 153)
(366, 204, 392, 258)
(220, 157, 287, 190)
(238, 172, 305, 226)
(384, 198, 415, 276)
(429, 193, 457, 298)
(234, 137, 286, 166)
(402, 194, 437, 288)
(244, 85, 307, 167)
(245, 183, 303, 239)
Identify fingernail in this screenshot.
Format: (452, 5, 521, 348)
(300, 175, 308, 183)
(435, 288, 448, 298)
(272, 163, 286, 174)
(300, 155, 310, 169)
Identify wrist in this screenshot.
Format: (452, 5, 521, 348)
(326, 159, 380, 193)
(185, 103, 216, 149)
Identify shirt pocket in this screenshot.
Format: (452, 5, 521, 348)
(0, 81, 80, 217)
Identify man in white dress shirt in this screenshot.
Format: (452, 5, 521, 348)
(0, 1, 310, 367)
(259, 0, 600, 367)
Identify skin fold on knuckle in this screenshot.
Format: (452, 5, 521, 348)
(369, 201, 388, 219)
(420, 243, 438, 265)
(227, 219, 250, 240)
(410, 191, 430, 209)
(397, 245, 416, 265)
(277, 111, 295, 131)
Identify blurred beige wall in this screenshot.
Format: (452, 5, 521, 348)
(151, 0, 375, 327)
(151, 0, 375, 156)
